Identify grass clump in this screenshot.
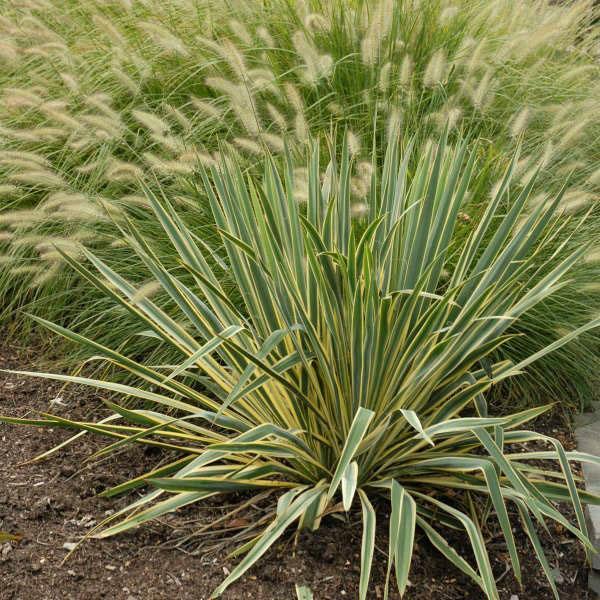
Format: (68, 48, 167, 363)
(0, 0, 598, 405)
(3, 137, 599, 599)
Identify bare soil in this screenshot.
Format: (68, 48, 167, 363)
(0, 333, 593, 599)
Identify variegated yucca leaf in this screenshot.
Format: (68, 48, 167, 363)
(3, 133, 599, 599)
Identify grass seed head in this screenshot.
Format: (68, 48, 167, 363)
(139, 21, 189, 57)
(423, 49, 447, 87)
(266, 103, 288, 131)
(256, 26, 274, 47)
(131, 280, 162, 303)
(509, 107, 531, 138)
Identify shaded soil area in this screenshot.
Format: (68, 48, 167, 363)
(0, 333, 593, 599)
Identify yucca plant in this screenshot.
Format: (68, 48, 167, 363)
(3, 135, 599, 598)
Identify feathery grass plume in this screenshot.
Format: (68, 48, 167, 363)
(231, 96, 262, 136)
(445, 106, 462, 130)
(85, 94, 121, 122)
(558, 63, 598, 84)
(423, 49, 448, 87)
(557, 160, 586, 176)
(587, 167, 600, 187)
(0, 15, 13, 30)
(327, 101, 342, 116)
(119, 194, 151, 209)
(9, 233, 47, 247)
(0, 41, 19, 64)
(470, 69, 495, 111)
(430, 104, 462, 131)
(196, 35, 227, 58)
(75, 161, 102, 175)
(139, 21, 189, 57)
(131, 109, 170, 136)
(399, 54, 413, 86)
(128, 51, 151, 80)
(0, 127, 63, 143)
(539, 142, 555, 169)
(56, 202, 108, 222)
(0, 158, 48, 171)
(172, 194, 198, 210)
(105, 159, 144, 183)
(247, 68, 279, 96)
(152, 133, 186, 154)
(361, 0, 393, 65)
(234, 137, 263, 155)
(509, 107, 531, 138)
(40, 104, 81, 130)
(131, 280, 162, 304)
(561, 190, 594, 215)
(110, 65, 139, 96)
(163, 103, 192, 133)
(292, 30, 331, 84)
(8, 170, 65, 189)
(40, 192, 88, 212)
(347, 130, 361, 156)
(459, 37, 485, 74)
(378, 61, 392, 93)
(256, 25, 274, 47)
(115, 0, 133, 10)
(29, 262, 61, 287)
(386, 107, 402, 140)
(20, 14, 58, 37)
(556, 120, 589, 150)
(351, 161, 373, 199)
(439, 5, 459, 25)
(0, 150, 50, 167)
(291, 166, 309, 203)
(549, 101, 574, 129)
(181, 148, 217, 168)
(294, 112, 309, 144)
(143, 152, 194, 175)
(261, 133, 285, 153)
(198, 36, 247, 80)
(58, 129, 88, 148)
(229, 19, 253, 45)
(0, 184, 19, 198)
(284, 82, 304, 114)
(38, 98, 68, 113)
(25, 41, 69, 60)
(0, 209, 46, 226)
(2, 87, 43, 110)
(222, 39, 247, 80)
(265, 103, 287, 131)
(78, 115, 123, 139)
(108, 238, 129, 249)
(584, 249, 600, 263)
(9, 265, 41, 276)
(91, 13, 126, 47)
(350, 201, 369, 217)
(580, 282, 600, 294)
(304, 12, 330, 32)
(35, 238, 83, 260)
(205, 77, 261, 135)
(189, 96, 223, 120)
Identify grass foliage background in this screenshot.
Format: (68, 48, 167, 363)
(0, 0, 598, 406)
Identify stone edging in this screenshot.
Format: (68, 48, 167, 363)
(574, 402, 600, 596)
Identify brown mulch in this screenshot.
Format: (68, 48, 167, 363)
(0, 333, 593, 599)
